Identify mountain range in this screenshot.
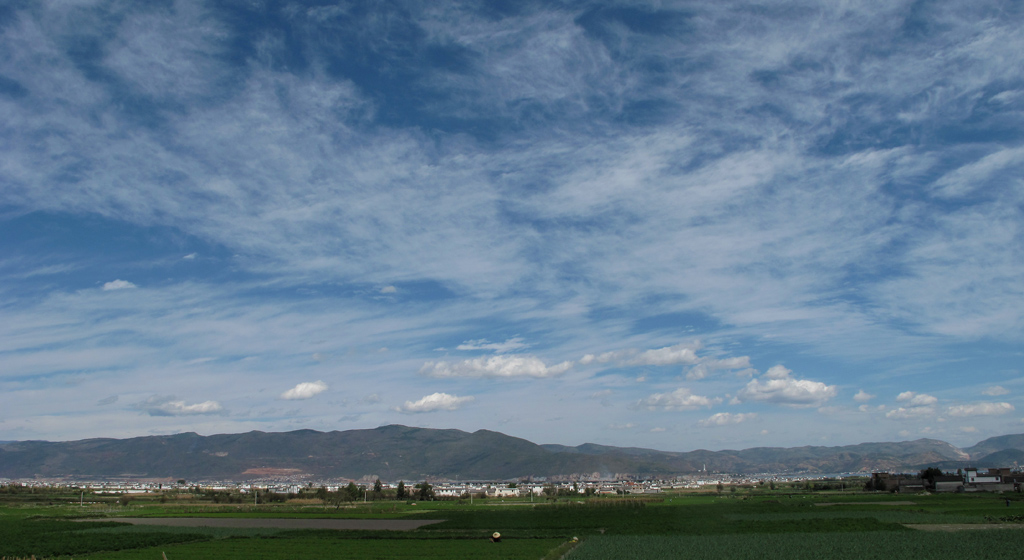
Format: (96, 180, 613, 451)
(0, 425, 1020, 481)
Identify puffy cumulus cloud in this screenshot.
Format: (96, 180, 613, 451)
(854, 390, 875, 402)
(139, 396, 223, 416)
(456, 338, 529, 353)
(983, 386, 1010, 396)
(379, 285, 397, 294)
(395, 392, 474, 413)
(635, 388, 721, 411)
(896, 391, 938, 406)
(947, 402, 1014, 417)
(885, 406, 935, 419)
(421, 355, 572, 378)
(735, 366, 836, 408)
(280, 380, 328, 400)
(698, 412, 757, 427)
(102, 279, 136, 290)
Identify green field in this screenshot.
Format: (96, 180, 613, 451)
(3, 487, 1024, 559)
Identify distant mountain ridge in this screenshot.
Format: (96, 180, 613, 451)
(0, 425, 1019, 481)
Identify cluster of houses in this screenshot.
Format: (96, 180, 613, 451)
(873, 468, 1024, 493)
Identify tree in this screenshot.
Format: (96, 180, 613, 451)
(716, 483, 724, 494)
(373, 479, 383, 494)
(920, 467, 943, 486)
(416, 482, 434, 501)
(396, 481, 406, 500)
(345, 482, 360, 502)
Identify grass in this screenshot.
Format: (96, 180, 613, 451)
(568, 531, 1024, 560)
(82, 537, 566, 560)
(2, 490, 1024, 559)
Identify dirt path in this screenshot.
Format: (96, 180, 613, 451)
(75, 517, 444, 530)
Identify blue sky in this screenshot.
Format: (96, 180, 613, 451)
(2, 0, 1023, 451)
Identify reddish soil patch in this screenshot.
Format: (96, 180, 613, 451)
(76, 518, 443, 530)
(240, 468, 304, 476)
(814, 501, 915, 506)
(906, 524, 1024, 531)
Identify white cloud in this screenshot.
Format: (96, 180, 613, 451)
(983, 385, 1010, 396)
(932, 146, 1024, 198)
(140, 396, 223, 416)
(608, 423, 635, 430)
(687, 356, 753, 380)
(735, 366, 836, 408)
(182, 253, 197, 260)
(698, 412, 757, 427)
(946, 402, 1014, 417)
(636, 388, 720, 411)
(456, 337, 529, 353)
(885, 406, 935, 419)
(379, 285, 397, 294)
(421, 355, 572, 378)
(580, 342, 750, 381)
(361, 393, 381, 404)
(395, 392, 474, 413)
(853, 390, 875, 402)
(280, 381, 328, 400)
(650, 427, 666, 433)
(628, 343, 703, 366)
(896, 391, 938, 406)
(859, 404, 886, 413)
(102, 279, 136, 291)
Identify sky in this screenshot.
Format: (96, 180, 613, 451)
(1, 0, 1023, 453)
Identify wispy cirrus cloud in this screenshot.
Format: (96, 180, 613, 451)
(0, 1, 1022, 450)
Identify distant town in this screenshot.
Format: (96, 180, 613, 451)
(5, 466, 1022, 499)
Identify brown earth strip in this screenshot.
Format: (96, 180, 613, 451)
(906, 524, 1024, 531)
(814, 501, 915, 506)
(75, 517, 443, 530)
